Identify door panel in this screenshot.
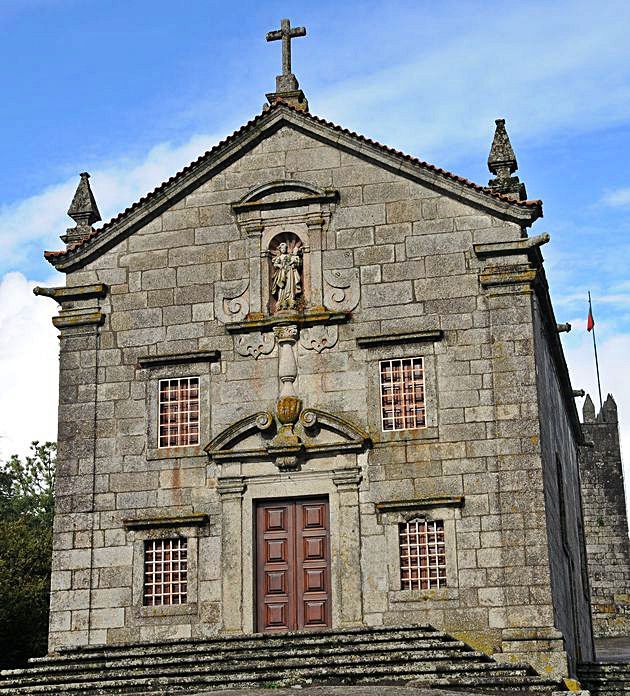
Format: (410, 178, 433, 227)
(256, 497, 331, 633)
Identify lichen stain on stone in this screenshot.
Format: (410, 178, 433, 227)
(450, 629, 498, 656)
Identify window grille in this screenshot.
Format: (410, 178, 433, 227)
(158, 377, 199, 447)
(380, 357, 426, 431)
(143, 538, 188, 606)
(399, 518, 446, 590)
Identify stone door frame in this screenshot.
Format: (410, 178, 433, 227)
(217, 461, 364, 634)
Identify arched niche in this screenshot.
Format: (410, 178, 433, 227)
(267, 231, 308, 314)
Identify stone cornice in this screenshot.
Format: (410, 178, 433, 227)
(376, 495, 465, 513)
(33, 283, 108, 303)
(52, 311, 105, 329)
(137, 350, 220, 368)
(123, 513, 209, 530)
(224, 308, 349, 334)
(473, 233, 550, 258)
(357, 329, 443, 348)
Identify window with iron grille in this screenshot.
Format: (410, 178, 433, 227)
(399, 518, 446, 590)
(158, 377, 199, 448)
(379, 357, 426, 431)
(143, 538, 188, 606)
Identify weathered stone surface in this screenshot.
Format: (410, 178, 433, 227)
(37, 98, 600, 688)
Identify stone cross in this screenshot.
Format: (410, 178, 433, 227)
(266, 18, 306, 78)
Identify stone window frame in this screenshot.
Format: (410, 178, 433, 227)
(365, 342, 439, 444)
(379, 356, 427, 432)
(380, 505, 460, 603)
(128, 521, 204, 621)
(158, 376, 200, 449)
(399, 517, 447, 590)
(143, 537, 189, 606)
(145, 361, 212, 461)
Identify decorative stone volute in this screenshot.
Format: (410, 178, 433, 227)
(63, 172, 101, 245)
(487, 118, 527, 201)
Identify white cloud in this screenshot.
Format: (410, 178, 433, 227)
(0, 132, 226, 271)
(0, 271, 60, 462)
(602, 187, 630, 207)
(316, 0, 630, 160)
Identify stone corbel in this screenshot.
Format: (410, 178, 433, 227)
(34, 283, 108, 332)
(214, 278, 250, 323)
(323, 268, 360, 312)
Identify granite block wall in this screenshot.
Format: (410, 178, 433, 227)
(44, 121, 591, 677)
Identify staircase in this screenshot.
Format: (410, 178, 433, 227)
(578, 662, 630, 695)
(0, 625, 568, 695)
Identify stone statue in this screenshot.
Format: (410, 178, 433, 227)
(271, 241, 302, 311)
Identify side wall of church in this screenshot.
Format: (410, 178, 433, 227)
(580, 397, 630, 638)
(532, 296, 593, 669)
(47, 125, 587, 675)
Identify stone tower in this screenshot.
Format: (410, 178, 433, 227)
(580, 393, 630, 643)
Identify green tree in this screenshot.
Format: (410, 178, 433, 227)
(0, 442, 56, 668)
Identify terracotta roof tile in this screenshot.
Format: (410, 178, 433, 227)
(45, 102, 541, 262)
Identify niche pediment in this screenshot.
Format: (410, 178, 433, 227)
(205, 408, 370, 470)
(232, 180, 339, 213)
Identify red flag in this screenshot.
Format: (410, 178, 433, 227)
(587, 306, 595, 332)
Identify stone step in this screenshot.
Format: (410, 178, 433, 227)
(0, 663, 565, 696)
(0, 625, 569, 695)
(29, 624, 445, 663)
(577, 662, 630, 695)
(22, 635, 469, 669)
(4, 642, 485, 680)
(0, 651, 528, 688)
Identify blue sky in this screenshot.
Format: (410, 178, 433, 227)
(0, 0, 629, 464)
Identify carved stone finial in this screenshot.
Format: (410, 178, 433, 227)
(487, 119, 527, 201)
(63, 172, 101, 245)
(265, 18, 309, 111)
(583, 394, 596, 423)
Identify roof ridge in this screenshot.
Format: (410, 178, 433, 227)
(45, 102, 541, 261)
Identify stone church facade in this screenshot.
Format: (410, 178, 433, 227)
(37, 41, 608, 683)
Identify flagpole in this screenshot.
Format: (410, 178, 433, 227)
(589, 291, 603, 411)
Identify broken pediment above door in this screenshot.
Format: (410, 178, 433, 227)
(205, 406, 370, 472)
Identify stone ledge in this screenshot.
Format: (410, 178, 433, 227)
(376, 495, 464, 513)
(33, 283, 108, 302)
(123, 513, 209, 530)
(138, 350, 220, 368)
(225, 309, 349, 333)
(357, 329, 443, 348)
(473, 233, 550, 258)
(52, 311, 105, 329)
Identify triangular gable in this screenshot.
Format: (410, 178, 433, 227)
(46, 101, 542, 272)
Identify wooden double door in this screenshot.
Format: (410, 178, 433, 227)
(255, 497, 331, 633)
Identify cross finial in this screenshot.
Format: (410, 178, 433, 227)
(266, 18, 307, 95)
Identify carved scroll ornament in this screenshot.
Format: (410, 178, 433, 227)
(214, 278, 250, 323)
(323, 268, 360, 312)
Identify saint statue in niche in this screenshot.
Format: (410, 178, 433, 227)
(271, 238, 302, 311)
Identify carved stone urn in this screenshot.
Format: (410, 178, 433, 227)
(276, 395, 302, 425)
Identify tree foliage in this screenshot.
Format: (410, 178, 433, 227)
(0, 441, 56, 668)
